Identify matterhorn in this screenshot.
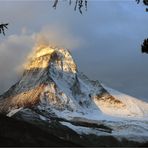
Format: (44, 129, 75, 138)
(0, 46, 148, 146)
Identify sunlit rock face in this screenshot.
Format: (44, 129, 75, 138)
(24, 46, 77, 72)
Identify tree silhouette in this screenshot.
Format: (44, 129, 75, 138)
(0, 23, 9, 36)
(137, 0, 148, 53)
(53, 0, 148, 13)
(53, 0, 87, 14)
(141, 38, 148, 53)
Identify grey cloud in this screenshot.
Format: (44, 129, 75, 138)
(0, 33, 34, 93)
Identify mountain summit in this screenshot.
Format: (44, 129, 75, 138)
(0, 46, 148, 146)
(0, 47, 78, 112)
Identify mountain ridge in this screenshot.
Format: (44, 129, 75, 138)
(0, 46, 148, 146)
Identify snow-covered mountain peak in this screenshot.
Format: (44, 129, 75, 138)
(24, 46, 77, 73)
(0, 45, 147, 119)
(0, 45, 148, 145)
(49, 48, 77, 80)
(24, 46, 54, 70)
(0, 46, 81, 112)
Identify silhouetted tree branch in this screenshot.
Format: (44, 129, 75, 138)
(136, 0, 148, 11)
(53, 0, 147, 13)
(53, 0, 87, 14)
(136, 0, 148, 53)
(141, 38, 148, 53)
(53, 0, 58, 9)
(0, 23, 9, 36)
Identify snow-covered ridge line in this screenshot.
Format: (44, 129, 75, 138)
(100, 84, 148, 119)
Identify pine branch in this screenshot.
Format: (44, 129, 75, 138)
(0, 23, 9, 36)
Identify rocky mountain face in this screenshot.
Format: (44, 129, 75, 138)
(0, 46, 148, 147)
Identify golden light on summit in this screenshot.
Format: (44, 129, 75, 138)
(23, 45, 77, 76)
(35, 47, 55, 58)
(24, 46, 55, 70)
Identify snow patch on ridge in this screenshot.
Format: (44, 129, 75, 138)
(7, 107, 23, 117)
(101, 84, 148, 119)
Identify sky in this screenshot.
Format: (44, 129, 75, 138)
(0, 0, 148, 102)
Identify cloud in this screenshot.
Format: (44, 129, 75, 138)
(0, 25, 82, 94)
(33, 25, 83, 49)
(0, 32, 34, 93)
